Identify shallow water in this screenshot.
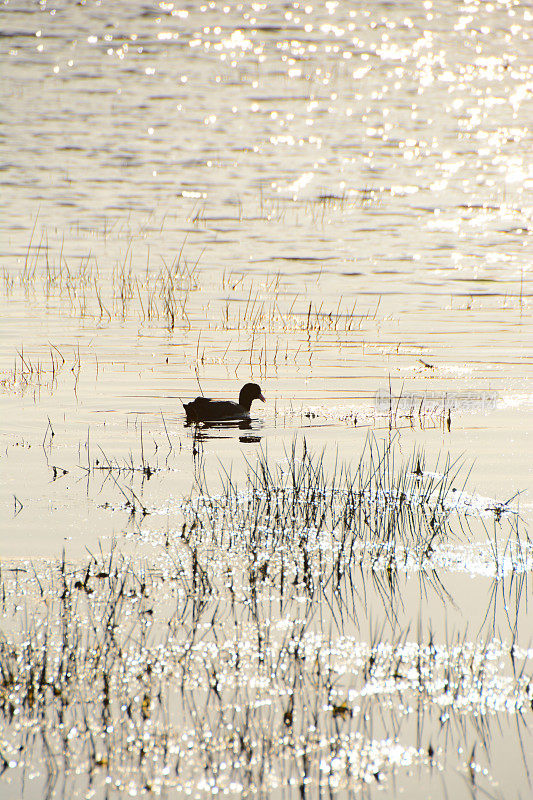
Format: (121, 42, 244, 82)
(0, 0, 532, 797)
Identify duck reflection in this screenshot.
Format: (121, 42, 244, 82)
(187, 417, 263, 444)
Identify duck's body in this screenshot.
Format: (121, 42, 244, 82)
(184, 383, 265, 423)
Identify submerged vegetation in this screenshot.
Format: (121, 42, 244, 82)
(1, 438, 531, 798)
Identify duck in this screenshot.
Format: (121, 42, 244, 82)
(184, 382, 265, 423)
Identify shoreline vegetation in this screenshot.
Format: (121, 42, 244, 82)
(1, 438, 530, 797)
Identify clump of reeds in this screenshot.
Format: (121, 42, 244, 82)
(0, 345, 67, 396)
(186, 435, 466, 566)
(0, 540, 530, 799)
(171, 435, 529, 624)
(1, 429, 529, 797)
(3, 232, 200, 330)
(4, 223, 386, 344)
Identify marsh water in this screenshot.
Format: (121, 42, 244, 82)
(0, 1, 532, 798)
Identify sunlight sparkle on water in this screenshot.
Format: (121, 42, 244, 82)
(0, 1, 531, 797)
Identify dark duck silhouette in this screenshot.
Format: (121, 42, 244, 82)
(184, 383, 265, 423)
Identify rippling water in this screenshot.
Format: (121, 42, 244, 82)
(2, 0, 531, 506)
(2, 0, 532, 251)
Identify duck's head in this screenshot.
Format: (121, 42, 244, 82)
(239, 382, 266, 409)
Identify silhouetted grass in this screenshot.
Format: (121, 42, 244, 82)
(0, 439, 530, 799)
(0, 541, 530, 799)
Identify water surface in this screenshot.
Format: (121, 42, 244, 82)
(0, 1, 532, 798)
